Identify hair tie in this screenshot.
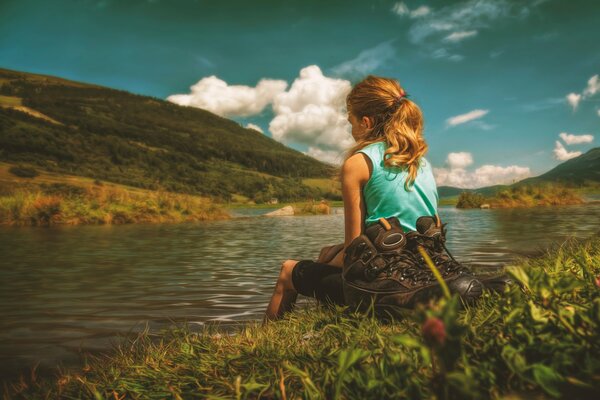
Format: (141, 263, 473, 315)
(393, 91, 407, 108)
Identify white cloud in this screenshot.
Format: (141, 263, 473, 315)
(330, 40, 396, 79)
(391, 2, 409, 16)
(245, 123, 264, 133)
(410, 6, 431, 18)
(269, 65, 354, 155)
(447, 152, 473, 169)
(408, 0, 514, 44)
(433, 152, 531, 188)
(583, 75, 600, 98)
(443, 30, 478, 42)
(559, 132, 594, 145)
(597, 108, 600, 117)
(566, 93, 581, 111)
(446, 109, 489, 127)
(391, 2, 431, 18)
(553, 141, 581, 161)
(431, 47, 464, 61)
(304, 147, 343, 165)
(566, 75, 600, 112)
(166, 75, 287, 118)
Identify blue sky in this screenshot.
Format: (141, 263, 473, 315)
(1, 0, 598, 188)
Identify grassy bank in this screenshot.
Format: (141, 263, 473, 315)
(6, 238, 600, 399)
(456, 184, 585, 209)
(0, 165, 229, 225)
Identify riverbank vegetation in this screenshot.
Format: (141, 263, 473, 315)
(6, 237, 599, 399)
(456, 184, 585, 209)
(0, 171, 229, 226)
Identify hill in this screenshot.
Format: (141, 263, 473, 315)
(519, 147, 600, 186)
(438, 147, 599, 199)
(0, 68, 337, 202)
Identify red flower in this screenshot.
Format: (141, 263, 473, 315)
(422, 317, 446, 347)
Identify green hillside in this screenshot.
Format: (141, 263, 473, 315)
(439, 147, 600, 199)
(520, 147, 600, 186)
(0, 68, 337, 202)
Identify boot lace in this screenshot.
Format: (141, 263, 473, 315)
(365, 250, 435, 285)
(409, 226, 472, 277)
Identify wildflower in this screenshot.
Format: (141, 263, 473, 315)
(422, 317, 446, 347)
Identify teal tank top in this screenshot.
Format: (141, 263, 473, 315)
(357, 141, 438, 232)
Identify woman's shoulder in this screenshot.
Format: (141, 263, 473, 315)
(356, 141, 386, 160)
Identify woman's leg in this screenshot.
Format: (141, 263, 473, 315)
(264, 259, 299, 321)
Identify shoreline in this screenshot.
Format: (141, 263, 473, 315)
(5, 237, 599, 398)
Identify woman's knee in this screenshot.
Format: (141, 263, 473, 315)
(278, 259, 299, 289)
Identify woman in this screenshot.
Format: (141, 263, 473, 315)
(264, 75, 438, 321)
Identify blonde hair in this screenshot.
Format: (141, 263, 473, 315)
(345, 75, 428, 190)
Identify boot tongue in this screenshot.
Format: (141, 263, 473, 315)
(416, 216, 440, 236)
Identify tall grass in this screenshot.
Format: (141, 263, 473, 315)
(0, 183, 229, 226)
(456, 184, 585, 209)
(5, 237, 599, 399)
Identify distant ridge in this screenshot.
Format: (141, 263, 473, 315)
(438, 147, 599, 197)
(0, 68, 336, 201)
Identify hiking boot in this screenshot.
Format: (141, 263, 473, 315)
(410, 215, 515, 294)
(342, 217, 444, 314)
(406, 215, 483, 304)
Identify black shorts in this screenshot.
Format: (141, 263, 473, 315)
(291, 260, 345, 305)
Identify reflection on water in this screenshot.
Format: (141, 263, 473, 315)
(1, 203, 599, 380)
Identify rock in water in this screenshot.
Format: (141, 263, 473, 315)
(264, 205, 294, 216)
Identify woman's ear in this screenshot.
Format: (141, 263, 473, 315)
(361, 116, 373, 130)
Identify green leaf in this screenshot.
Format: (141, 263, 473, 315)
(531, 364, 563, 398)
(529, 301, 549, 323)
(506, 265, 529, 290)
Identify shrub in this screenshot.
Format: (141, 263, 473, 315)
(456, 192, 485, 209)
(8, 165, 39, 178)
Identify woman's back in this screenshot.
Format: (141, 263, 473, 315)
(357, 141, 438, 232)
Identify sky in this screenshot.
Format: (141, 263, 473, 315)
(1, 0, 599, 188)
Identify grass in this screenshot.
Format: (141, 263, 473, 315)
(5, 237, 600, 399)
(0, 95, 22, 107)
(0, 164, 230, 225)
(456, 184, 585, 209)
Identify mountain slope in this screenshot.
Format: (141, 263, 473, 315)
(438, 147, 599, 198)
(520, 147, 600, 185)
(0, 68, 336, 201)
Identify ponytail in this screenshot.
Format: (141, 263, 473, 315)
(345, 75, 428, 190)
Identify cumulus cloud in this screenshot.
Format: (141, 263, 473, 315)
(447, 152, 473, 169)
(330, 40, 396, 79)
(245, 123, 264, 133)
(566, 93, 581, 111)
(166, 75, 287, 117)
(269, 65, 354, 157)
(304, 147, 344, 166)
(443, 30, 478, 42)
(559, 132, 594, 145)
(553, 141, 582, 161)
(433, 152, 531, 188)
(446, 109, 489, 127)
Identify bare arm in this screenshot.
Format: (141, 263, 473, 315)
(326, 152, 371, 268)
